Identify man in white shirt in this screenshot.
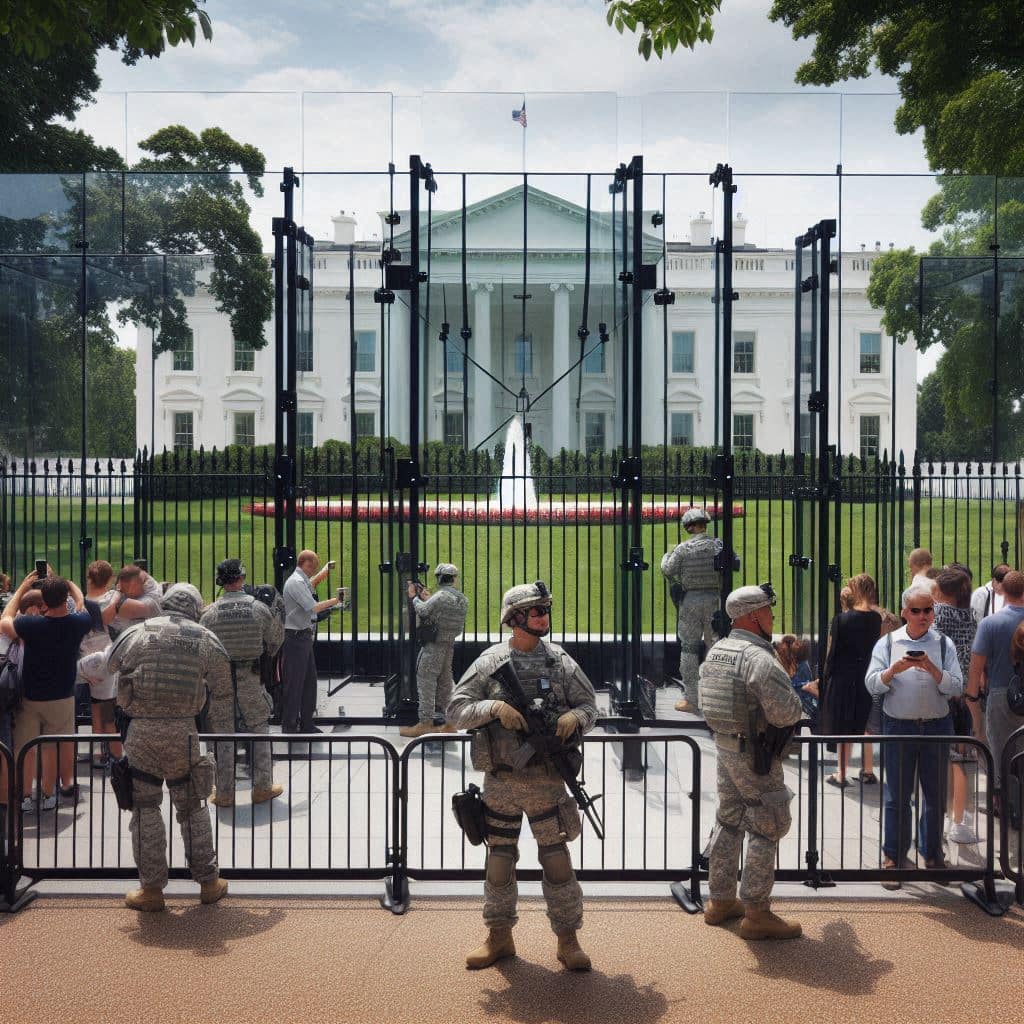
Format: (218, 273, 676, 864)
(907, 548, 933, 585)
(970, 563, 1010, 625)
(280, 550, 342, 733)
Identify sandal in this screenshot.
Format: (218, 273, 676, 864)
(858, 771, 878, 784)
(826, 773, 850, 788)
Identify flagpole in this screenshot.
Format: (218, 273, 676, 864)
(522, 94, 526, 174)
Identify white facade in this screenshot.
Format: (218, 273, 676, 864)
(136, 187, 915, 460)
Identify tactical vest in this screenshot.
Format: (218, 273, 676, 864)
(112, 617, 217, 719)
(676, 534, 721, 591)
(201, 592, 264, 662)
(420, 585, 469, 643)
(698, 634, 757, 735)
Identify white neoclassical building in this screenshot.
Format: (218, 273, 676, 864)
(136, 185, 916, 460)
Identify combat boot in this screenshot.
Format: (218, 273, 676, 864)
(674, 699, 695, 713)
(125, 887, 165, 912)
(703, 898, 744, 926)
(739, 904, 802, 940)
(465, 928, 516, 969)
(438, 723, 459, 733)
(556, 931, 592, 971)
(399, 721, 435, 738)
(200, 877, 229, 905)
(252, 783, 284, 804)
(210, 789, 234, 808)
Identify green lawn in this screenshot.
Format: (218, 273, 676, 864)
(5, 495, 1021, 635)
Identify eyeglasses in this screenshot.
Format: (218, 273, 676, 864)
(907, 606, 934, 614)
(526, 605, 551, 618)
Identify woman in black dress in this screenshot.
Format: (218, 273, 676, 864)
(820, 573, 882, 786)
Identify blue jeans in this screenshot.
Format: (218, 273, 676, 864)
(881, 712, 952, 863)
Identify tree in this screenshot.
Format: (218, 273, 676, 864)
(604, 1, 719, 59)
(1, 1, 212, 60)
(768, 2, 1024, 176)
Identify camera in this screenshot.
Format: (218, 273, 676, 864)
(336, 586, 350, 611)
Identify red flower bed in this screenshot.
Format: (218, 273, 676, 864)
(244, 500, 745, 524)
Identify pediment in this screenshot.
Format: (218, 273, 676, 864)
(731, 387, 765, 405)
(158, 386, 202, 402)
(220, 386, 265, 403)
(848, 389, 890, 406)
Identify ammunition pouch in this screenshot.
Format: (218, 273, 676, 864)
(189, 753, 216, 799)
(555, 793, 582, 842)
(669, 582, 685, 609)
(417, 622, 439, 645)
(451, 782, 488, 845)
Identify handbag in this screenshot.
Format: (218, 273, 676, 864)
(1008, 664, 1024, 716)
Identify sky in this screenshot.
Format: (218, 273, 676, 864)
(73, 0, 941, 376)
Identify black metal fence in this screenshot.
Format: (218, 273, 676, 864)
(3, 727, 1021, 916)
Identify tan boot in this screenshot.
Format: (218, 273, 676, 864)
(556, 931, 592, 971)
(739, 904, 802, 940)
(399, 721, 435, 738)
(200, 877, 228, 905)
(125, 887, 165, 912)
(674, 699, 695, 713)
(252, 783, 284, 804)
(438, 723, 459, 733)
(210, 789, 234, 808)
(465, 928, 516, 969)
(704, 898, 745, 926)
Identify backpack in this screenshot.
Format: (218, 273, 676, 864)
(0, 639, 22, 716)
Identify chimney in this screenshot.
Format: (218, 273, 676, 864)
(732, 213, 747, 248)
(874, 240, 881, 252)
(689, 211, 712, 246)
(332, 210, 357, 246)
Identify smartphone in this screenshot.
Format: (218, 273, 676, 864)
(34, 559, 47, 579)
(132, 558, 148, 571)
(337, 586, 350, 611)
(905, 650, 925, 659)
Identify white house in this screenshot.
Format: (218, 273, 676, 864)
(136, 185, 915, 460)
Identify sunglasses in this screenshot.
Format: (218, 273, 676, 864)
(907, 606, 934, 614)
(526, 605, 551, 618)
(759, 582, 777, 607)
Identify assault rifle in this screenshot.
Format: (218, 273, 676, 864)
(489, 661, 605, 839)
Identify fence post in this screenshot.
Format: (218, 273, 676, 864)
(801, 738, 834, 890)
(381, 743, 410, 915)
(911, 451, 922, 548)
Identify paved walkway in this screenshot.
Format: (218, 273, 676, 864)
(2, 889, 1020, 1023)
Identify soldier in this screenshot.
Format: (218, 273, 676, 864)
(106, 583, 233, 912)
(447, 581, 597, 972)
(697, 583, 804, 940)
(201, 559, 285, 807)
(661, 507, 723, 713)
(400, 562, 470, 738)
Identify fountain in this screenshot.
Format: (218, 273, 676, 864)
(497, 416, 537, 511)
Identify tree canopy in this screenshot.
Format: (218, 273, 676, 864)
(604, 1, 719, 59)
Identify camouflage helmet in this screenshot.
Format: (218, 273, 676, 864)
(500, 580, 552, 626)
(161, 582, 205, 621)
(215, 557, 246, 587)
(682, 507, 711, 529)
(725, 582, 776, 620)
(434, 562, 459, 579)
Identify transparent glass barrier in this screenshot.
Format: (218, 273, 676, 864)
(301, 93, 394, 172)
(640, 94, 728, 174)
(0, 174, 85, 253)
(839, 94, 929, 174)
(728, 93, 841, 173)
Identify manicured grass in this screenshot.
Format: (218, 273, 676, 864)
(7, 495, 1021, 635)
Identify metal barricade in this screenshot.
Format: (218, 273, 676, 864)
(399, 730, 705, 913)
(999, 725, 1024, 907)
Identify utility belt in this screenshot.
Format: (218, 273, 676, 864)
(450, 783, 578, 845)
(109, 753, 215, 812)
(285, 627, 313, 637)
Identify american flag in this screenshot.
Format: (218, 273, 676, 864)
(512, 103, 527, 128)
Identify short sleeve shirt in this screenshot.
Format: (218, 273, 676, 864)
(15, 611, 92, 701)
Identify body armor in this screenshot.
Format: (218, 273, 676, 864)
(661, 533, 722, 593)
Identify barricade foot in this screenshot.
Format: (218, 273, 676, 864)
(670, 880, 702, 914)
(960, 880, 1013, 917)
(381, 875, 409, 915)
(0, 880, 38, 914)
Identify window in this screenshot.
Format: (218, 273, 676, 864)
(733, 413, 754, 450)
(172, 337, 193, 372)
(799, 413, 812, 453)
(297, 411, 314, 449)
(582, 339, 605, 375)
(859, 415, 880, 461)
(514, 333, 533, 377)
(671, 331, 694, 374)
(444, 411, 464, 446)
(859, 331, 881, 374)
(354, 411, 376, 440)
(799, 331, 814, 375)
(173, 411, 193, 451)
(297, 329, 313, 372)
(444, 342, 464, 376)
(233, 337, 255, 373)
(733, 331, 755, 374)
(233, 411, 256, 447)
(670, 412, 694, 446)
(584, 412, 606, 454)
(355, 330, 376, 373)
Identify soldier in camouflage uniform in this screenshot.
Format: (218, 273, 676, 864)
(106, 583, 233, 912)
(400, 562, 469, 738)
(697, 583, 804, 940)
(661, 507, 723, 713)
(200, 559, 285, 807)
(447, 581, 597, 972)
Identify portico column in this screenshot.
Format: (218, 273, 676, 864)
(550, 282, 574, 454)
(470, 282, 493, 448)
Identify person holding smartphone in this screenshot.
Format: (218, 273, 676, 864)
(865, 581, 963, 888)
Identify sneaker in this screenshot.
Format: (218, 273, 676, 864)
(38, 793, 57, 811)
(59, 784, 80, 806)
(948, 822, 979, 845)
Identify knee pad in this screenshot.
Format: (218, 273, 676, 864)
(538, 843, 573, 885)
(486, 845, 518, 886)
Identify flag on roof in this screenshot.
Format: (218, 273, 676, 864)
(512, 103, 527, 128)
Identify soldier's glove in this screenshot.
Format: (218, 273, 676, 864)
(491, 700, 527, 732)
(555, 711, 580, 743)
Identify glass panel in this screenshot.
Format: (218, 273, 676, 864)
(0, 174, 84, 253)
(233, 337, 255, 373)
(729, 93, 841, 173)
(233, 411, 255, 446)
(859, 415, 880, 460)
(301, 93, 393, 172)
(733, 413, 754, 449)
(733, 331, 755, 374)
(671, 330, 694, 374)
(355, 330, 377, 373)
(670, 412, 693, 446)
(859, 331, 881, 374)
(354, 411, 375, 439)
(839, 94, 929, 174)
